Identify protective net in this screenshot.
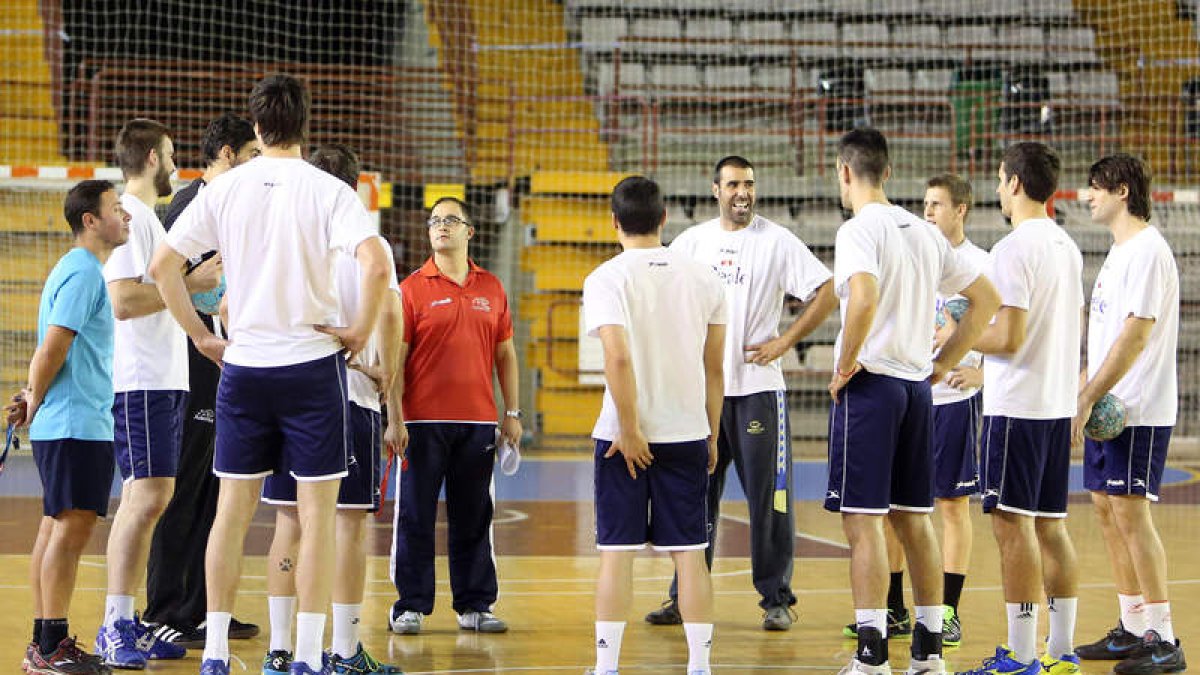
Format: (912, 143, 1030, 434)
(3, 0, 1200, 448)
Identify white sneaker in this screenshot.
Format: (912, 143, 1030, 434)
(389, 610, 423, 634)
(458, 611, 508, 633)
(839, 658, 893, 675)
(583, 670, 617, 675)
(905, 656, 945, 674)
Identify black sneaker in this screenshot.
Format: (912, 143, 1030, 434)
(1114, 632, 1187, 674)
(843, 607, 912, 639)
(140, 621, 202, 651)
(644, 600, 682, 626)
(1076, 622, 1148, 661)
(229, 617, 260, 640)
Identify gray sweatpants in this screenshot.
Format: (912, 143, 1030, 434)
(669, 390, 798, 609)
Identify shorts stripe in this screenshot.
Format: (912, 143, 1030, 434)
(773, 390, 788, 514)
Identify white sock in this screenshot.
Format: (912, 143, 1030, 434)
(1144, 601, 1175, 643)
(331, 603, 361, 659)
(268, 596, 296, 653)
(594, 621, 625, 672)
(201, 611, 231, 662)
(104, 595, 135, 627)
(856, 608, 888, 634)
(1047, 597, 1077, 658)
(1119, 593, 1147, 636)
(684, 622, 713, 673)
(295, 612, 326, 669)
(915, 605, 942, 634)
(1006, 602, 1038, 664)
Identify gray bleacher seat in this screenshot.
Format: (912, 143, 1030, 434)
(626, 18, 687, 54)
(998, 26, 1046, 63)
(648, 63, 702, 89)
(1046, 27, 1101, 64)
(913, 68, 953, 93)
(594, 61, 646, 95)
(753, 65, 812, 91)
(1024, 0, 1075, 20)
(865, 68, 912, 96)
(727, 0, 825, 12)
(946, 25, 1002, 62)
(684, 18, 733, 41)
(738, 20, 791, 57)
(705, 64, 753, 89)
(1071, 70, 1121, 104)
(875, 0, 925, 15)
(841, 22, 892, 59)
(892, 24, 942, 60)
(580, 17, 626, 52)
(832, 0, 878, 17)
(792, 21, 839, 59)
(1046, 71, 1070, 103)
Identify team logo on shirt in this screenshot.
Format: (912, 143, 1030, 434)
(746, 420, 765, 435)
(430, 298, 452, 307)
(471, 297, 491, 312)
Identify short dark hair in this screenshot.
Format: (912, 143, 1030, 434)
(1001, 142, 1060, 203)
(611, 175, 665, 236)
(1089, 153, 1152, 221)
(713, 155, 754, 184)
(201, 113, 257, 165)
(248, 74, 309, 147)
(309, 143, 360, 189)
(838, 128, 889, 185)
(926, 173, 973, 215)
(430, 196, 469, 221)
(114, 118, 169, 178)
(64, 180, 115, 236)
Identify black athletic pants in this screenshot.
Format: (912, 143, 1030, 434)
(143, 315, 220, 628)
(669, 391, 798, 609)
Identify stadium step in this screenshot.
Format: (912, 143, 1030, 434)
(0, 1, 66, 163)
(519, 244, 616, 292)
(535, 387, 603, 437)
(519, 291, 581, 341)
(0, 190, 69, 233)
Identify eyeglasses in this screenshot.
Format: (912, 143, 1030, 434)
(428, 215, 468, 228)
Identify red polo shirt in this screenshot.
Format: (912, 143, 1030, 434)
(400, 257, 513, 423)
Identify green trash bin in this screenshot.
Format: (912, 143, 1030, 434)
(951, 65, 1002, 158)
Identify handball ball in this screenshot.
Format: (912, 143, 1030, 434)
(936, 298, 970, 328)
(191, 275, 226, 316)
(1085, 393, 1127, 442)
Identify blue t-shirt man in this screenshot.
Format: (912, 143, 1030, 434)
(30, 246, 115, 442)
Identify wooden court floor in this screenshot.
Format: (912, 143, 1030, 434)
(4, 468, 1200, 673)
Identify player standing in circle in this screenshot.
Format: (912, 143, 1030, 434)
(956, 142, 1084, 675)
(149, 74, 393, 675)
(646, 155, 836, 631)
(14, 180, 129, 675)
(1072, 154, 1186, 674)
(387, 196, 521, 636)
(826, 129, 999, 675)
(584, 176, 726, 675)
(98, 119, 220, 667)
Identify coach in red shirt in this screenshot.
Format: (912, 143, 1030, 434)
(386, 196, 522, 636)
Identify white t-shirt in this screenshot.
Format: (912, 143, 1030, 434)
(933, 239, 990, 405)
(337, 237, 401, 412)
(583, 247, 727, 443)
(834, 203, 981, 382)
(103, 194, 188, 392)
(670, 215, 831, 396)
(982, 218, 1084, 419)
(1087, 226, 1179, 427)
(166, 156, 378, 367)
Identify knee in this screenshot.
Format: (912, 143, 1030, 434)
(54, 511, 98, 549)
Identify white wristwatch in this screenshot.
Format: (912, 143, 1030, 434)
(505, 409, 522, 420)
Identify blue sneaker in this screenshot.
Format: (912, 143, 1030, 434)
(263, 649, 293, 675)
(954, 646, 1041, 674)
(201, 659, 231, 675)
(132, 616, 187, 660)
(331, 644, 403, 674)
(96, 619, 148, 669)
(289, 654, 332, 675)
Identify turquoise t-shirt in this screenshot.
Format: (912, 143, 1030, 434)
(29, 247, 115, 441)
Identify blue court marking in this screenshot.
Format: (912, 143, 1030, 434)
(0, 457, 1190, 501)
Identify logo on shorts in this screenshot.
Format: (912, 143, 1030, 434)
(826, 490, 840, 500)
(983, 489, 999, 499)
(956, 479, 978, 489)
(471, 296, 492, 312)
(194, 408, 215, 424)
(431, 297, 452, 307)
(1107, 479, 1126, 487)
(1133, 478, 1147, 488)
(746, 420, 765, 435)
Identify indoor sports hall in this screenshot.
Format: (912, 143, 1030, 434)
(4, 1, 1200, 673)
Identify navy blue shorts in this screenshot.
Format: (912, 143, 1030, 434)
(113, 390, 188, 481)
(262, 403, 383, 510)
(980, 416, 1070, 517)
(1084, 426, 1172, 502)
(33, 439, 116, 517)
(215, 353, 349, 480)
(825, 371, 934, 514)
(593, 438, 709, 550)
(933, 393, 982, 499)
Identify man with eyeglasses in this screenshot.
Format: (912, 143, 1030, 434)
(387, 196, 521, 636)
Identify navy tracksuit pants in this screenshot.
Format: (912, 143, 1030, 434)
(390, 422, 499, 615)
